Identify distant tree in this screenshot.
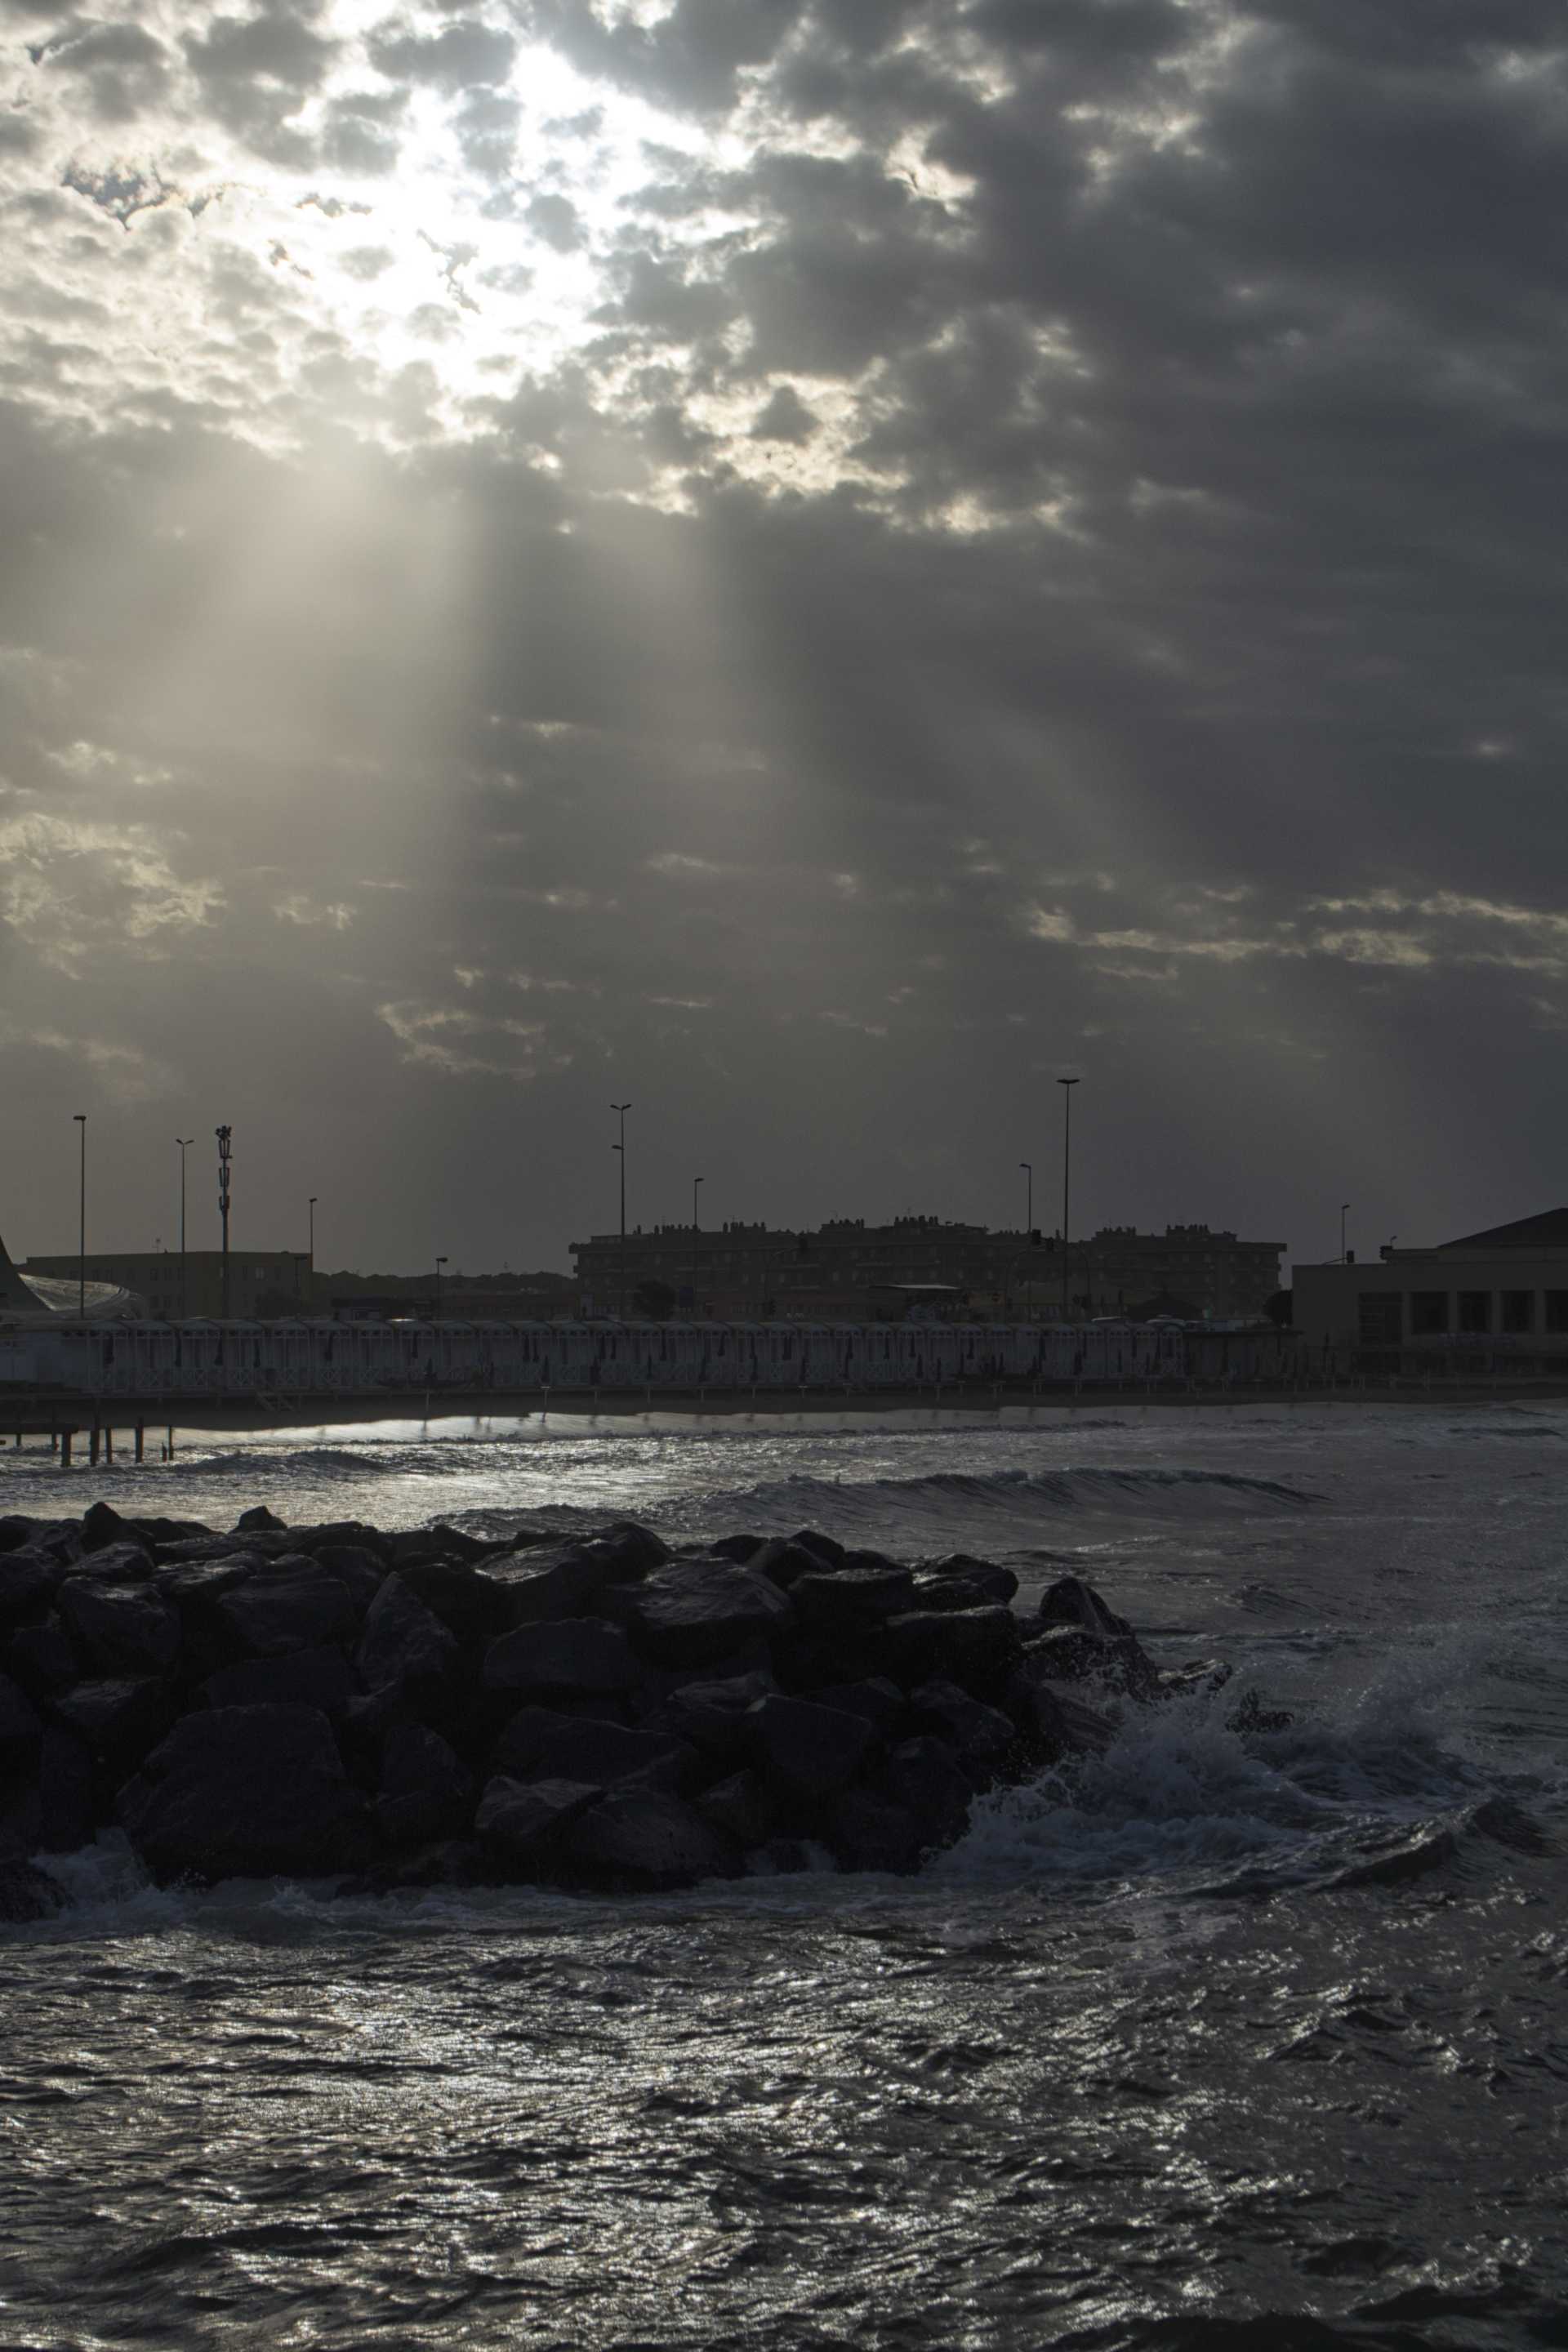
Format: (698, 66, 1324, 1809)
(632, 1278, 677, 1321)
(1263, 1288, 1293, 1327)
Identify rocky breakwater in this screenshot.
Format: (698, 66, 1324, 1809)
(0, 1503, 1232, 1918)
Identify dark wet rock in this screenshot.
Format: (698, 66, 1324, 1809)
(35, 1726, 96, 1852)
(748, 1836, 830, 1877)
(477, 1775, 603, 1869)
(214, 1557, 356, 1659)
(921, 1554, 1019, 1603)
(1004, 1658, 1117, 1758)
(200, 1646, 361, 1718)
(789, 1529, 847, 1570)
(0, 1837, 62, 1922)
(236, 1504, 287, 1533)
(51, 1677, 172, 1772)
(871, 1736, 974, 1852)
(5, 1618, 77, 1701)
(493, 1705, 696, 1793)
(396, 1559, 510, 1646)
(70, 1539, 156, 1587)
(645, 1669, 777, 1760)
(312, 1545, 390, 1615)
(1156, 1659, 1233, 1704)
(0, 1548, 60, 1626)
(0, 1668, 41, 1758)
(119, 1704, 363, 1882)
(1227, 1688, 1294, 1737)
(0, 1517, 36, 1556)
(494, 1529, 662, 1626)
(909, 1679, 1020, 1783)
(695, 1767, 773, 1846)
(566, 1787, 737, 1889)
(747, 1693, 875, 1802)
(356, 1575, 460, 1699)
(830, 1790, 924, 1874)
(484, 1617, 639, 1696)
(791, 1565, 915, 1632)
(80, 1501, 153, 1560)
(706, 1532, 768, 1564)
(153, 1550, 266, 1609)
(57, 1579, 181, 1677)
(749, 1538, 829, 1591)
(156, 1533, 293, 1567)
(606, 1558, 795, 1668)
(291, 1521, 392, 1563)
(910, 1574, 1012, 1614)
(384, 1524, 493, 1570)
(808, 1676, 906, 1729)
(883, 1606, 1022, 1697)
(374, 1723, 472, 1846)
(1027, 1578, 1157, 1694)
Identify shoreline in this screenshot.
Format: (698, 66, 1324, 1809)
(3, 1378, 1567, 1447)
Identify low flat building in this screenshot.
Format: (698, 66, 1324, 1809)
(1294, 1209, 1568, 1360)
(23, 1249, 310, 1321)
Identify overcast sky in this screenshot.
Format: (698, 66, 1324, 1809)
(1, 0, 1564, 1276)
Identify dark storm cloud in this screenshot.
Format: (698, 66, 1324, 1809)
(2, 0, 1568, 1266)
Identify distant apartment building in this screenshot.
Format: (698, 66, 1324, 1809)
(1294, 1208, 1568, 1357)
(570, 1216, 1283, 1322)
(23, 1250, 310, 1321)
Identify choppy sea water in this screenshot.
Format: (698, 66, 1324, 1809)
(5, 1401, 1568, 2350)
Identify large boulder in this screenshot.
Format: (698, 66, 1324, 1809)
(69, 1540, 156, 1587)
(214, 1557, 356, 1659)
(0, 1838, 62, 1923)
(920, 1554, 1019, 1603)
(1031, 1575, 1156, 1695)
(871, 1736, 974, 1854)
(747, 1694, 875, 1802)
(806, 1676, 905, 1730)
(492, 1527, 664, 1626)
(645, 1669, 776, 1760)
(476, 1775, 603, 1871)
(0, 1668, 41, 1761)
(56, 1579, 181, 1677)
(908, 1679, 1020, 1784)
(492, 1706, 695, 1792)
(605, 1558, 795, 1669)
(748, 1538, 831, 1591)
(199, 1646, 361, 1718)
(118, 1704, 363, 1882)
(5, 1619, 77, 1700)
(79, 1502, 152, 1561)
(0, 1548, 60, 1626)
(395, 1559, 511, 1646)
(790, 1566, 915, 1633)
(374, 1723, 472, 1846)
(51, 1677, 172, 1775)
(694, 1768, 773, 1846)
(483, 1619, 639, 1697)
(830, 1791, 924, 1875)
(565, 1787, 737, 1889)
(883, 1606, 1022, 1697)
(355, 1576, 460, 1699)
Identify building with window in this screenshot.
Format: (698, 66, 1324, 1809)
(1293, 1209, 1568, 1358)
(570, 1216, 1283, 1322)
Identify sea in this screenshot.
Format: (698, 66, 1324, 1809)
(4, 1398, 1567, 2350)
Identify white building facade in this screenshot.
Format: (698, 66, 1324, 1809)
(1294, 1209, 1568, 1365)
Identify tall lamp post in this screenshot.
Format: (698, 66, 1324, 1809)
(308, 1195, 317, 1300)
(1019, 1160, 1032, 1232)
(216, 1125, 232, 1319)
(73, 1113, 87, 1319)
(434, 1255, 448, 1321)
(1340, 1201, 1350, 1263)
(1058, 1077, 1080, 1322)
(693, 1174, 704, 1313)
(176, 1137, 193, 1320)
(612, 1102, 631, 1318)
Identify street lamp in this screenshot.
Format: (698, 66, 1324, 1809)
(1019, 1160, 1032, 1233)
(611, 1102, 631, 1317)
(693, 1175, 704, 1314)
(1340, 1201, 1350, 1263)
(1058, 1077, 1080, 1321)
(308, 1195, 317, 1269)
(216, 1125, 232, 1319)
(176, 1138, 193, 1321)
(73, 1114, 86, 1319)
(434, 1255, 448, 1321)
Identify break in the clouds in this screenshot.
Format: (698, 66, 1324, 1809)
(1, 0, 1566, 1271)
